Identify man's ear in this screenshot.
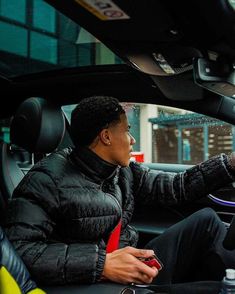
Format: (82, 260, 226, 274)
(99, 129, 111, 145)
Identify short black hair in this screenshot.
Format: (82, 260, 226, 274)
(71, 96, 125, 147)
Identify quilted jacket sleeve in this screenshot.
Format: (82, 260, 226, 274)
(131, 153, 235, 205)
(4, 172, 106, 286)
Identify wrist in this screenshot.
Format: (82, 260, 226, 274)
(95, 249, 106, 282)
(100, 274, 108, 281)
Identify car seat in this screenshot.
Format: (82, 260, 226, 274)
(0, 97, 65, 293)
(0, 97, 65, 223)
(0, 226, 46, 294)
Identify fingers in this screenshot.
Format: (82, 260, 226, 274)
(120, 246, 159, 279)
(132, 271, 156, 285)
(124, 246, 155, 258)
(125, 266, 158, 285)
(137, 261, 159, 278)
(103, 247, 159, 285)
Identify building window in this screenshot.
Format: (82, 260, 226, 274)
(30, 32, 57, 64)
(33, 0, 56, 33)
(78, 43, 93, 66)
(59, 14, 78, 42)
(0, 21, 27, 56)
(0, 0, 26, 23)
(59, 40, 77, 66)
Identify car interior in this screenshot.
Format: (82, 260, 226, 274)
(0, 0, 235, 293)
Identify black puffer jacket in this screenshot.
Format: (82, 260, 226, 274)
(4, 147, 235, 285)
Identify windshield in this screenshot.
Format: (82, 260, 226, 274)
(0, 0, 122, 78)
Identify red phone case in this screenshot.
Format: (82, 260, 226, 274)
(139, 254, 163, 270)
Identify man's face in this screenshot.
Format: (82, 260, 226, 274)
(107, 113, 136, 167)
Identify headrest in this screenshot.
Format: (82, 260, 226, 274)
(10, 97, 65, 153)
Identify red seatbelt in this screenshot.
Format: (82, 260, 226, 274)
(106, 220, 122, 253)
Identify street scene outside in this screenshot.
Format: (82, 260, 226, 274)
(62, 103, 234, 165)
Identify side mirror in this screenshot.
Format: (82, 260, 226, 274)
(193, 57, 235, 97)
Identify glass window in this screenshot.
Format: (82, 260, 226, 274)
(0, 0, 26, 23)
(62, 103, 234, 165)
(76, 27, 97, 44)
(0, 21, 27, 56)
(33, 0, 56, 33)
(30, 32, 58, 64)
(62, 105, 76, 122)
(149, 105, 234, 164)
(59, 40, 77, 67)
(59, 14, 78, 42)
(124, 104, 140, 151)
(95, 43, 116, 65)
(0, 0, 124, 77)
(0, 118, 10, 143)
(78, 43, 93, 66)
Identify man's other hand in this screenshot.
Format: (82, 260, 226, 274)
(102, 246, 159, 284)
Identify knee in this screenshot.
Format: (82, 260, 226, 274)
(195, 207, 219, 224)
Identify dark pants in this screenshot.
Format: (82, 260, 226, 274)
(145, 207, 235, 284)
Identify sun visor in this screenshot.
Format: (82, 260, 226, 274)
(151, 71, 204, 101)
(125, 46, 202, 77)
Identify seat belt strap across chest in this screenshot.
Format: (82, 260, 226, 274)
(106, 220, 122, 253)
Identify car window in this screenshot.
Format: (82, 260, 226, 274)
(0, 118, 10, 144)
(0, 105, 230, 167)
(62, 103, 234, 165)
(0, 0, 123, 78)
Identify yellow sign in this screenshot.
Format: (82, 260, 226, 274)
(75, 0, 130, 21)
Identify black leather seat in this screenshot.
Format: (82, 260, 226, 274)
(10, 97, 65, 155)
(0, 97, 65, 222)
(0, 97, 65, 293)
(0, 226, 46, 294)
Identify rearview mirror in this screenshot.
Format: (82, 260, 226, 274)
(193, 57, 235, 97)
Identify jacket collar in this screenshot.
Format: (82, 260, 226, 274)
(72, 146, 119, 183)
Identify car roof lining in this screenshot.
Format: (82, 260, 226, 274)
(2, 63, 235, 125)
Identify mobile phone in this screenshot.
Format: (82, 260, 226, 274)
(138, 254, 163, 270)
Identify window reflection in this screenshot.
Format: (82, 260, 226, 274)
(0, 0, 26, 23)
(0, 21, 27, 57)
(30, 32, 58, 64)
(33, 0, 56, 33)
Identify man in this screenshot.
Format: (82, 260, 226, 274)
(4, 96, 235, 286)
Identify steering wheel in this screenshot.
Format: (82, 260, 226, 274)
(207, 193, 235, 250)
